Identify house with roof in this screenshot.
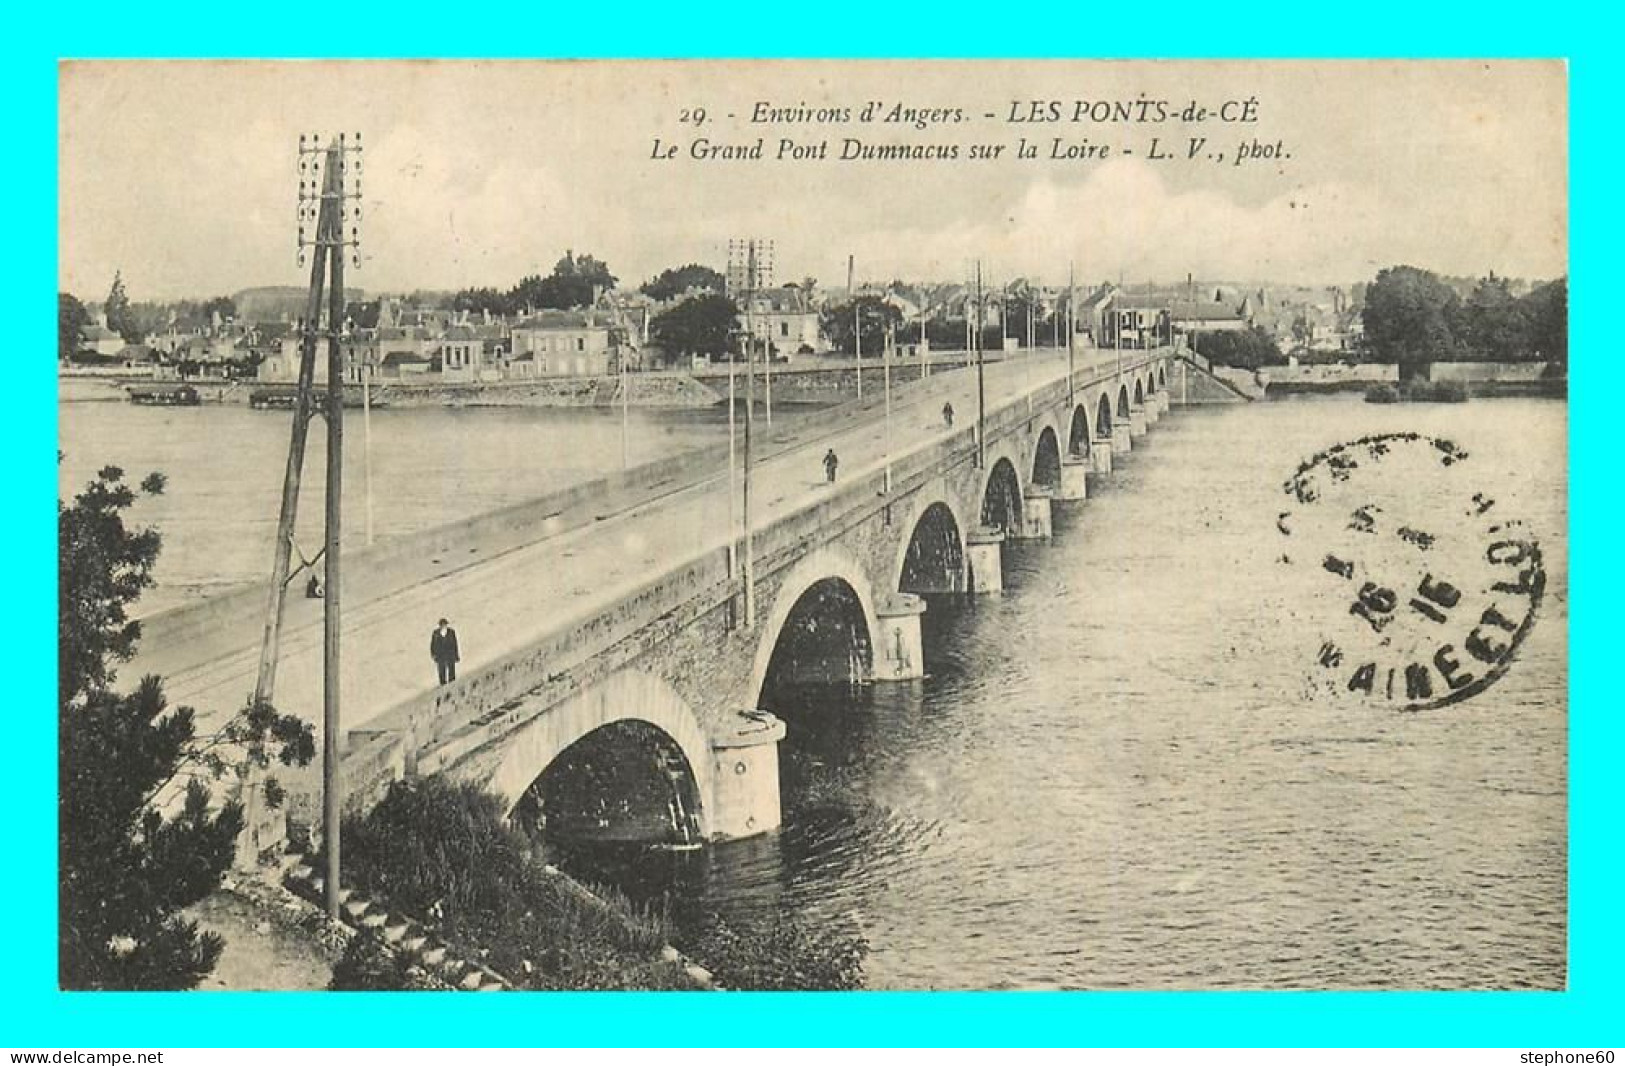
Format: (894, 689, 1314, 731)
(1102, 293, 1173, 350)
(436, 322, 491, 382)
(509, 310, 619, 378)
(739, 286, 821, 358)
(1169, 298, 1251, 336)
(378, 349, 434, 379)
(80, 323, 126, 359)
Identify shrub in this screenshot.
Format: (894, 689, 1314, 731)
(329, 933, 425, 991)
(686, 911, 867, 991)
(1365, 380, 1469, 404)
(339, 777, 691, 991)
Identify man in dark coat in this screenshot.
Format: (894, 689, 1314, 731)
(430, 618, 460, 684)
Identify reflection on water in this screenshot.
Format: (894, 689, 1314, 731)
(560, 396, 1568, 991)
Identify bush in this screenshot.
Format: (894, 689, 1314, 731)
(339, 777, 690, 991)
(329, 933, 427, 991)
(1195, 326, 1286, 370)
(687, 912, 867, 991)
(1365, 380, 1469, 404)
(1413, 379, 1470, 402)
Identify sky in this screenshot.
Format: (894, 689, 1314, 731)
(58, 60, 1567, 302)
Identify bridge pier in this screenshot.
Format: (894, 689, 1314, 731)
(1153, 389, 1171, 417)
(1055, 457, 1089, 501)
(1144, 397, 1161, 426)
(1093, 435, 1115, 473)
(1111, 422, 1133, 455)
(708, 710, 787, 840)
(1129, 405, 1149, 438)
(874, 593, 927, 681)
(1017, 488, 1054, 540)
(966, 525, 1005, 595)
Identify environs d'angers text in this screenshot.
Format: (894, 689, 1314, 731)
(651, 96, 1282, 167)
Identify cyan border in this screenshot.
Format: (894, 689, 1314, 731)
(15, 4, 1612, 1046)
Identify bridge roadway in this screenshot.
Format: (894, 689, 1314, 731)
(128, 344, 1182, 842)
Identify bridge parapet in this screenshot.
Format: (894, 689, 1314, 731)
(329, 346, 1174, 838)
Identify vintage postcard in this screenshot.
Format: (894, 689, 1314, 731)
(57, 59, 1567, 993)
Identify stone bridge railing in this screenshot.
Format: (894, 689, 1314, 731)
(335, 348, 1171, 815)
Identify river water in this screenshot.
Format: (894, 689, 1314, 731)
(568, 394, 1568, 991)
(58, 380, 756, 616)
(59, 384, 1567, 989)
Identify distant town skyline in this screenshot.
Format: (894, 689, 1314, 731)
(60, 60, 1567, 303)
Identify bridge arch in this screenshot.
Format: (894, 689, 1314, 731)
(1067, 404, 1091, 456)
(1158, 365, 1167, 389)
(895, 496, 968, 595)
(1031, 424, 1062, 491)
(482, 667, 716, 838)
(1096, 392, 1113, 436)
(1136, 377, 1147, 406)
(979, 454, 1024, 535)
(750, 547, 880, 705)
(1117, 383, 1131, 419)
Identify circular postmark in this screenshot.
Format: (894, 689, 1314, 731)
(1277, 432, 1545, 711)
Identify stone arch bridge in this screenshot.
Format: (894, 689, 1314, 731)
(336, 348, 1194, 841)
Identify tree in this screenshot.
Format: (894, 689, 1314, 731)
(641, 264, 726, 302)
(821, 296, 903, 356)
(200, 296, 237, 328)
(1291, 312, 1314, 349)
(553, 250, 617, 290)
(1194, 325, 1286, 370)
(1000, 282, 1050, 345)
(1521, 277, 1568, 372)
(59, 467, 315, 990)
(104, 271, 140, 344)
(1361, 265, 1463, 377)
(1460, 275, 1530, 361)
(511, 272, 591, 313)
(450, 287, 513, 318)
(650, 293, 739, 361)
(59, 293, 90, 363)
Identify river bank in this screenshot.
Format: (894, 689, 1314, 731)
(59, 348, 1044, 411)
(1257, 359, 1566, 399)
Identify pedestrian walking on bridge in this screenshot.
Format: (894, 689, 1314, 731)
(942, 401, 955, 428)
(431, 617, 460, 685)
(823, 448, 839, 484)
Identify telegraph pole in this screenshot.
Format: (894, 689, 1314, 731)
(322, 163, 346, 926)
(362, 361, 375, 547)
(741, 242, 758, 630)
(727, 357, 737, 588)
(883, 322, 894, 494)
(619, 317, 631, 470)
(975, 260, 986, 470)
(849, 254, 862, 402)
(1067, 260, 1077, 410)
(919, 306, 929, 380)
(265, 132, 363, 921)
